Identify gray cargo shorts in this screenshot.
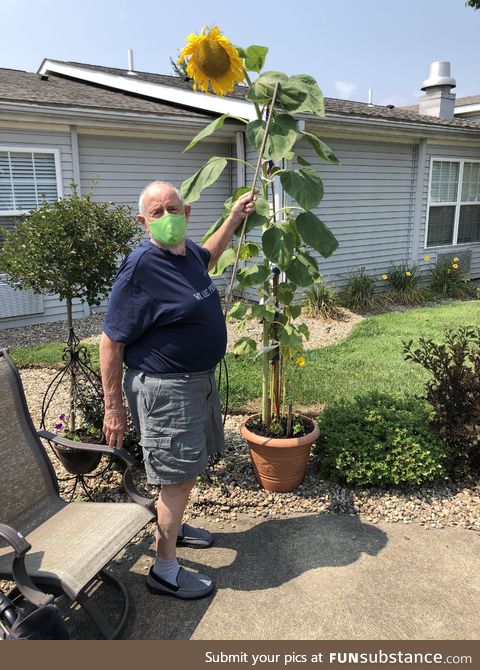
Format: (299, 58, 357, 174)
(123, 367, 226, 485)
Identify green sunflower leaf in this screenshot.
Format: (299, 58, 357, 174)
(296, 211, 339, 258)
(288, 75, 325, 117)
(300, 131, 339, 164)
(246, 71, 288, 104)
(184, 115, 247, 153)
(246, 114, 298, 162)
(209, 247, 236, 277)
(279, 167, 324, 210)
(181, 157, 228, 204)
(236, 263, 270, 288)
(202, 214, 226, 244)
(233, 337, 257, 356)
(262, 225, 295, 270)
(243, 45, 269, 72)
(285, 251, 319, 287)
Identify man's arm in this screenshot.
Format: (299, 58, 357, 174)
(202, 190, 256, 271)
(99, 332, 127, 448)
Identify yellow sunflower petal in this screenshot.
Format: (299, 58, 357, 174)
(178, 24, 245, 96)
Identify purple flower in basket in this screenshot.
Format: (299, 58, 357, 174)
(55, 423, 63, 430)
(59, 414, 66, 421)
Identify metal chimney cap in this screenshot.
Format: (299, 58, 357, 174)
(421, 61, 456, 91)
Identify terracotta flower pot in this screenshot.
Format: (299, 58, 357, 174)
(240, 414, 320, 493)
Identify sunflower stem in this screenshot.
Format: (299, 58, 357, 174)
(223, 82, 281, 317)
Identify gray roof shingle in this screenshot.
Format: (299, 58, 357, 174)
(1, 60, 480, 131)
(0, 67, 214, 118)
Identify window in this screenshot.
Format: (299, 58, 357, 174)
(426, 158, 480, 247)
(0, 149, 61, 216)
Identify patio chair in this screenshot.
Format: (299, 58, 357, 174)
(0, 348, 155, 639)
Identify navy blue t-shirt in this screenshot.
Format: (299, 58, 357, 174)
(103, 238, 227, 373)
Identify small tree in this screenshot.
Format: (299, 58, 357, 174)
(0, 184, 140, 432)
(0, 183, 140, 330)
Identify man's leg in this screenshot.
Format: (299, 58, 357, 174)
(147, 479, 214, 599)
(155, 479, 196, 558)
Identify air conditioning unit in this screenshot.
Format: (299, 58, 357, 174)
(436, 248, 472, 273)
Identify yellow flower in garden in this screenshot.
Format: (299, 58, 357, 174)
(177, 25, 245, 95)
(453, 257, 459, 262)
(405, 271, 411, 277)
(452, 263, 459, 269)
(382, 274, 388, 280)
(296, 357, 305, 367)
(447, 269, 451, 273)
(423, 255, 430, 261)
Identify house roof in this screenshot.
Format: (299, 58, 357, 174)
(2, 59, 480, 132)
(40, 60, 480, 131)
(401, 95, 480, 114)
(455, 95, 480, 106)
(0, 67, 214, 118)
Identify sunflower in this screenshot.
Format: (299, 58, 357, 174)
(178, 25, 245, 96)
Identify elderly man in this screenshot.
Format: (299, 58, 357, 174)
(100, 181, 255, 600)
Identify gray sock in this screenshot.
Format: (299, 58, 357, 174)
(152, 557, 180, 585)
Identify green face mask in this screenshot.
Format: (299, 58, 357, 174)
(148, 213, 187, 246)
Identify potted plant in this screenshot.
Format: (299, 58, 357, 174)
(177, 26, 340, 491)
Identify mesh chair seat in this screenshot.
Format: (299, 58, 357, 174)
(0, 499, 153, 599)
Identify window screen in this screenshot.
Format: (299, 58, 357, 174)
(0, 151, 58, 213)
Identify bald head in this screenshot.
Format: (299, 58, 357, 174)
(138, 181, 184, 216)
(136, 180, 191, 252)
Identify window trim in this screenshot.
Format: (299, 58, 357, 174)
(425, 156, 480, 249)
(0, 146, 63, 216)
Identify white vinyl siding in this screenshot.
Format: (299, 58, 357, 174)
(426, 158, 480, 248)
(292, 135, 417, 286)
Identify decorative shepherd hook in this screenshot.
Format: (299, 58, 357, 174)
(223, 81, 281, 318)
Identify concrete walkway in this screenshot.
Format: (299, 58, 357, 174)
(72, 513, 480, 640)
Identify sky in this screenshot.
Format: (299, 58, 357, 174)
(0, 0, 478, 107)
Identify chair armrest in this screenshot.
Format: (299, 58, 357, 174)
(0, 523, 54, 608)
(37, 431, 155, 512)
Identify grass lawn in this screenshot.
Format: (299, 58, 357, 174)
(224, 300, 480, 409)
(10, 300, 480, 410)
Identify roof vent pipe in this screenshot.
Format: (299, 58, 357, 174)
(127, 49, 137, 76)
(418, 61, 456, 120)
(368, 88, 373, 106)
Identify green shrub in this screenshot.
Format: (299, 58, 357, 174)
(338, 269, 379, 313)
(303, 278, 343, 319)
(313, 392, 447, 486)
(404, 327, 480, 477)
(382, 262, 426, 305)
(428, 258, 473, 298)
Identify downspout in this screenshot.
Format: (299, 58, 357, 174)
(408, 139, 427, 264)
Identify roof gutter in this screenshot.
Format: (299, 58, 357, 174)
(304, 112, 480, 142)
(0, 100, 245, 137)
